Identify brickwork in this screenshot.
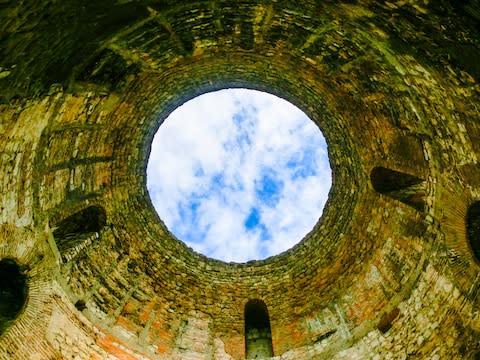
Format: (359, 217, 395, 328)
(0, 0, 479, 359)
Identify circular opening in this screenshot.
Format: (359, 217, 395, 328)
(0, 258, 28, 334)
(147, 89, 331, 262)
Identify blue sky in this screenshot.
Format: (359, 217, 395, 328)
(147, 89, 331, 262)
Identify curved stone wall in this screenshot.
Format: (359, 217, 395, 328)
(0, 1, 479, 359)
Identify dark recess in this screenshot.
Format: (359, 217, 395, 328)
(466, 201, 480, 264)
(245, 299, 274, 359)
(377, 308, 400, 334)
(371, 167, 426, 211)
(0, 259, 28, 335)
(74, 300, 87, 311)
(52, 206, 106, 253)
(78, 48, 140, 91)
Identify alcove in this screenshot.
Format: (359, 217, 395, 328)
(52, 206, 106, 255)
(245, 299, 273, 359)
(370, 167, 426, 211)
(0, 259, 28, 335)
(466, 201, 480, 264)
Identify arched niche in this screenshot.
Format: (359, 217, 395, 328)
(52, 206, 107, 260)
(0, 258, 28, 335)
(370, 166, 426, 211)
(245, 299, 273, 359)
(466, 201, 480, 264)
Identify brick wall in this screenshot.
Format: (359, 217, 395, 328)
(0, 1, 479, 359)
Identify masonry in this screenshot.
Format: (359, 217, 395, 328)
(0, 1, 479, 359)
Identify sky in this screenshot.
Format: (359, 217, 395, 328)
(147, 89, 331, 263)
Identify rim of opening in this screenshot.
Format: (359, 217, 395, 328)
(145, 87, 334, 264)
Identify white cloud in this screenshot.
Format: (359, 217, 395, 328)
(147, 89, 331, 262)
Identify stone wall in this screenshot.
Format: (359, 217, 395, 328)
(0, 0, 479, 359)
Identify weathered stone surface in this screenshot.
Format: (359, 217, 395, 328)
(0, 0, 479, 359)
